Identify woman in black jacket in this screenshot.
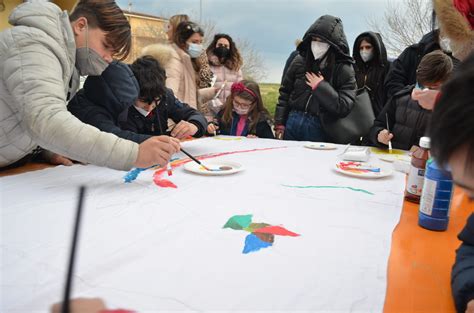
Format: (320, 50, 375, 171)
(274, 15, 356, 142)
(352, 31, 390, 117)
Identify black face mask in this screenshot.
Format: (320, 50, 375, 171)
(214, 46, 230, 58)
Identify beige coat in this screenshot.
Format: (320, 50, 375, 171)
(0, 2, 138, 170)
(141, 43, 215, 114)
(434, 0, 474, 61)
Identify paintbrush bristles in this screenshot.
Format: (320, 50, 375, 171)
(180, 148, 211, 171)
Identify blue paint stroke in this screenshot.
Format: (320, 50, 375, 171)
(123, 158, 180, 183)
(243, 233, 273, 254)
(281, 185, 374, 195)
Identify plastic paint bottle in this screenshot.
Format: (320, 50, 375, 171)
(405, 137, 430, 203)
(418, 159, 453, 231)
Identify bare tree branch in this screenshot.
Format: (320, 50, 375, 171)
(367, 0, 433, 57)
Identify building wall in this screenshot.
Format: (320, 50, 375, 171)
(124, 13, 168, 63)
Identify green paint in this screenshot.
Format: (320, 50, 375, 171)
(223, 214, 253, 230)
(282, 185, 374, 195)
(244, 222, 270, 232)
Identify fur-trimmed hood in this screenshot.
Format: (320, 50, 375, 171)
(141, 43, 175, 68)
(434, 0, 474, 60)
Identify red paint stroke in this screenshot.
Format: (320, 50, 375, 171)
(152, 146, 287, 188)
(337, 161, 378, 174)
(254, 225, 300, 237)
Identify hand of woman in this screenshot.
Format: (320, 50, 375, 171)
(305, 72, 324, 90)
(377, 129, 394, 145)
(274, 125, 285, 140)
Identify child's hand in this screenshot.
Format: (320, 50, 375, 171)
(207, 123, 218, 135)
(51, 298, 106, 313)
(171, 121, 198, 139)
(274, 125, 285, 140)
(135, 136, 181, 168)
(377, 129, 394, 145)
(305, 72, 324, 90)
(247, 134, 258, 138)
(411, 88, 439, 111)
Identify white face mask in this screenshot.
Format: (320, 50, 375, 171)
(233, 102, 251, 115)
(360, 50, 374, 63)
(311, 41, 330, 60)
(187, 43, 203, 58)
(134, 105, 152, 117)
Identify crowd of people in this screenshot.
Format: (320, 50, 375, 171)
(0, 0, 473, 312)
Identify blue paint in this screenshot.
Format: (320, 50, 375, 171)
(243, 233, 272, 254)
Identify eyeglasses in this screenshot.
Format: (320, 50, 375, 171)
(185, 24, 202, 33)
(233, 98, 254, 108)
(139, 96, 161, 105)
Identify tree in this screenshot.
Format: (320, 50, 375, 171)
(367, 0, 433, 57)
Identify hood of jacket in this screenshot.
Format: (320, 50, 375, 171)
(83, 61, 139, 118)
(434, 0, 474, 61)
(352, 31, 388, 66)
(298, 15, 353, 62)
(141, 43, 175, 68)
(8, 1, 74, 47)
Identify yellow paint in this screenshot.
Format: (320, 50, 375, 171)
(371, 147, 407, 156)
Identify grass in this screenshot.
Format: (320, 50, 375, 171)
(259, 83, 280, 117)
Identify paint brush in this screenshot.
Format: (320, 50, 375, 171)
(61, 186, 86, 313)
(180, 148, 212, 171)
(385, 113, 393, 153)
(166, 162, 173, 176)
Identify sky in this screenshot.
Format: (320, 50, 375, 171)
(117, 0, 397, 83)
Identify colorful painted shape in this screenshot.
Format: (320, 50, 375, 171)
(224, 215, 299, 254)
(253, 225, 300, 237)
(223, 214, 253, 230)
(243, 233, 273, 254)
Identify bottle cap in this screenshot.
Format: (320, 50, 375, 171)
(419, 137, 430, 149)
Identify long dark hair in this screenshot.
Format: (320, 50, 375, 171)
(206, 33, 243, 71)
(221, 80, 270, 132)
(173, 21, 204, 50)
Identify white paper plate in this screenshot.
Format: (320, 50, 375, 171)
(183, 160, 244, 176)
(334, 161, 393, 179)
(304, 142, 337, 150)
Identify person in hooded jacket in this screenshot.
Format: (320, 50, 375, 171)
(68, 57, 207, 144)
(352, 32, 390, 117)
(274, 15, 356, 142)
(383, 29, 458, 101)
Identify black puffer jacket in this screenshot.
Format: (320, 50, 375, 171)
(452, 213, 474, 313)
(118, 89, 207, 142)
(353, 32, 390, 116)
(275, 15, 356, 125)
(68, 61, 150, 143)
(368, 86, 431, 150)
(68, 61, 206, 144)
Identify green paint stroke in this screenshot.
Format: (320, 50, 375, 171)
(243, 222, 270, 233)
(223, 214, 253, 230)
(282, 185, 374, 195)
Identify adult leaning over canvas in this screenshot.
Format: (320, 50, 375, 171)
(0, 0, 180, 171)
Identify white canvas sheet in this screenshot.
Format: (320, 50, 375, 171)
(1, 137, 406, 313)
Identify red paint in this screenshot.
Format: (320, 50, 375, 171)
(152, 146, 287, 188)
(254, 225, 300, 237)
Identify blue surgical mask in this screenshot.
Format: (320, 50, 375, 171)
(187, 43, 203, 58)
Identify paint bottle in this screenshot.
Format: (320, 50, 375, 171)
(405, 137, 430, 203)
(418, 159, 453, 231)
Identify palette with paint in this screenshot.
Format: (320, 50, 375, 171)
(304, 142, 337, 150)
(334, 161, 393, 179)
(183, 160, 244, 176)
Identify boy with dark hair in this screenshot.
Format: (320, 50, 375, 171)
(68, 56, 207, 142)
(0, 0, 179, 171)
(430, 53, 474, 313)
(121, 56, 207, 140)
(369, 50, 453, 151)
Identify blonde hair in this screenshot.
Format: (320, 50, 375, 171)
(168, 14, 189, 40)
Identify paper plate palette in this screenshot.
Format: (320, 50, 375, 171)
(304, 142, 337, 150)
(183, 160, 244, 176)
(335, 161, 393, 179)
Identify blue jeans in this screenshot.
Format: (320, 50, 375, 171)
(283, 111, 327, 142)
